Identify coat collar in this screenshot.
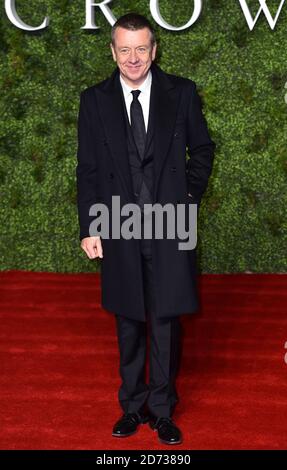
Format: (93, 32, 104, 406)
(95, 61, 180, 203)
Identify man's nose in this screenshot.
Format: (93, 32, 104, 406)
(129, 50, 139, 62)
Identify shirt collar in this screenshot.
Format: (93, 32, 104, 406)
(119, 68, 152, 99)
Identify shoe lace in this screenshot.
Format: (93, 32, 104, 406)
(156, 417, 173, 429)
(122, 412, 140, 424)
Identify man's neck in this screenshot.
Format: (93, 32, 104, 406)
(120, 70, 150, 89)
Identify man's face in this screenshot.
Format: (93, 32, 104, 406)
(110, 27, 157, 88)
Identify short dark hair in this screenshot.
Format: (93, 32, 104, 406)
(111, 12, 156, 47)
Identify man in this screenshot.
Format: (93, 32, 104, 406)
(76, 13, 215, 445)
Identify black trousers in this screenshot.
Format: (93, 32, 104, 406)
(115, 218, 182, 418)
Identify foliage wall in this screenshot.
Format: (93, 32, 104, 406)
(0, 0, 286, 273)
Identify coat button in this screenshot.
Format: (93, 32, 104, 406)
(171, 166, 176, 172)
(109, 172, 114, 179)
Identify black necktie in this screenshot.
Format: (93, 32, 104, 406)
(130, 89, 146, 160)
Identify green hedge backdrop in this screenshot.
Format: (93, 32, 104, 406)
(0, 0, 286, 273)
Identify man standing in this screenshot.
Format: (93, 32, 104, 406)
(76, 12, 215, 445)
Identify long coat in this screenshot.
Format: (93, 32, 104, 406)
(76, 61, 216, 321)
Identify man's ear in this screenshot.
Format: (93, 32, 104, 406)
(110, 43, 116, 62)
(152, 43, 157, 60)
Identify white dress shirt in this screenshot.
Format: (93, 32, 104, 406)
(119, 69, 152, 132)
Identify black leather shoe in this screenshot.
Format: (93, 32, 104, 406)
(149, 415, 182, 445)
(112, 412, 148, 437)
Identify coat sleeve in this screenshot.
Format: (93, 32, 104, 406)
(76, 90, 99, 241)
(185, 81, 216, 205)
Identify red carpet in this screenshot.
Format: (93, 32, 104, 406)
(0, 271, 286, 450)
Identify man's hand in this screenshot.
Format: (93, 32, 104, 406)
(81, 236, 103, 259)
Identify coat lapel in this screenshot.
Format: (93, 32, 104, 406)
(96, 61, 180, 203)
(150, 62, 180, 201)
(96, 68, 135, 203)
